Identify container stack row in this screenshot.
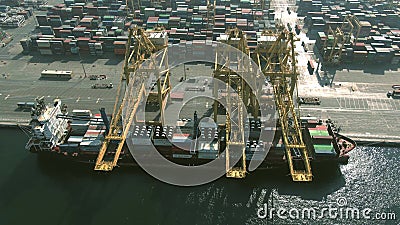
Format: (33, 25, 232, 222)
(138, 0, 274, 44)
(0, 0, 23, 7)
(19, 0, 276, 56)
(19, 0, 129, 55)
(0, 5, 32, 28)
(300, 0, 400, 65)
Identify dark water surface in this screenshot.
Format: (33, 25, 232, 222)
(0, 128, 398, 225)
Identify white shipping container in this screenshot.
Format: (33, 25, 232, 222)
(68, 136, 84, 143)
(37, 40, 50, 48)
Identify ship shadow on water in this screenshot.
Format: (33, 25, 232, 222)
(215, 165, 346, 203)
(35, 154, 146, 179)
(0, 153, 347, 225)
(35, 153, 346, 201)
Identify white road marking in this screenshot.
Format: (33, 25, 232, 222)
(355, 98, 360, 109)
(341, 97, 345, 108)
(368, 98, 374, 110)
(378, 98, 385, 110)
(362, 98, 366, 109)
(356, 98, 360, 109)
(378, 111, 392, 129)
(394, 100, 400, 110)
(336, 97, 341, 108)
(386, 98, 393, 110)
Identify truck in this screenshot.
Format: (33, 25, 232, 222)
(91, 83, 113, 89)
(89, 75, 107, 80)
(17, 102, 35, 110)
(387, 85, 400, 99)
(387, 90, 400, 99)
(298, 97, 321, 105)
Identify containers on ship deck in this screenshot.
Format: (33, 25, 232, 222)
(313, 144, 336, 155)
(83, 129, 105, 140)
(245, 140, 268, 161)
(79, 139, 102, 153)
(171, 133, 191, 152)
(197, 142, 218, 159)
(70, 120, 90, 136)
(131, 125, 153, 147)
(67, 136, 84, 143)
(152, 125, 173, 148)
(59, 143, 79, 154)
(309, 129, 330, 137)
(305, 122, 338, 157)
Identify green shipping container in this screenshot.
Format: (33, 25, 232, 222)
(314, 144, 335, 154)
(309, 130, 330, 136)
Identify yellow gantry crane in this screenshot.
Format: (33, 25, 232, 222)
(342, 15, 361, 43)
(255, 29, 313, 181)
(323, 26, 345, 65)
(324, 15, 361, 64)
(94, 27, 165, 171)
(213, 28, 253, 178)
(206, 0, 216, 32)
(94, 21, 312, 181)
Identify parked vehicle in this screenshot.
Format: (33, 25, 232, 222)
(91, 83, 113, 89)
(298, 97, 321, 105)
(89, 75, 107, 80)
(387, 85, 400, 99)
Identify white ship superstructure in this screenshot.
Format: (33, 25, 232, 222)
(25, 97, 69, 152)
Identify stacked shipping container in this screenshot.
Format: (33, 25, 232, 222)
(301, 0, 400, 65)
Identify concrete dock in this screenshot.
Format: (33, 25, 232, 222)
(294, 23, 400, 145)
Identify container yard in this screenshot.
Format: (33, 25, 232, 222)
(0, 5, 32, 28)
(13, 0, 281, 56)
(299, 0, 400, 67)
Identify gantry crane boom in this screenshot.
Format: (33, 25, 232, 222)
(323, 26, 344, 65)
(94, 27, 158, 171)
(323, 15, 361, 65)
(342, 15, 361, 44)
(256, 30, 313, 181)
(214, 28, 253, 178)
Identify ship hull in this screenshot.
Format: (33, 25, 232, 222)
(30, 143, 350, 170)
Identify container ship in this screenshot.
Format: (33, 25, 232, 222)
(25, 96, 356, 171)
